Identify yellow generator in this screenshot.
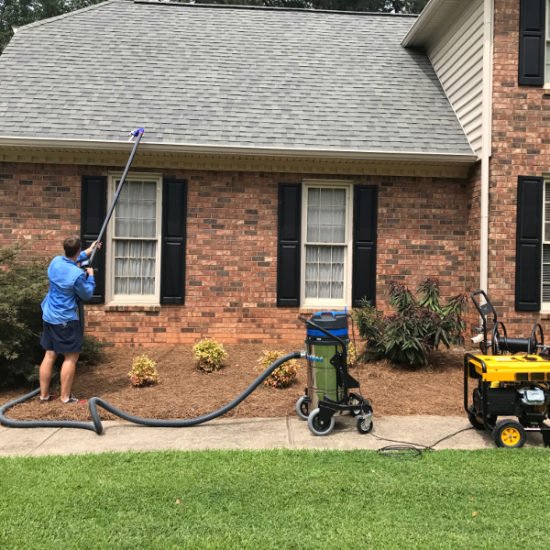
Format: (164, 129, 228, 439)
(464, 353, 550, 448)
(466, 290, 550, 448)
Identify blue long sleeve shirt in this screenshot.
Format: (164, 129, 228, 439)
(41, 252, 96, 325)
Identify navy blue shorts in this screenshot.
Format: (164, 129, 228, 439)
(40, 321, 83, 354)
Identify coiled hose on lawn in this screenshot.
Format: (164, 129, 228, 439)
(0, 351, 304, 435)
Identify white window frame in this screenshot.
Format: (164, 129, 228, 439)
(301, 180, 353, 308)
(105, 173, 163, 306)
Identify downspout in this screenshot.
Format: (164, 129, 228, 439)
(480, 0, 494, 293)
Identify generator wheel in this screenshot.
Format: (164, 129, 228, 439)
(493, 420, 526, 448)
(467, 406, 496, 430)
(307, 408, 335, 436)
(295, 396, 310, 421)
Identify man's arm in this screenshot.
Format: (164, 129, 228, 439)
(74, 271, 95, 302)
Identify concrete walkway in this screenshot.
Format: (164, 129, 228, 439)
(1, 415, 548, 456)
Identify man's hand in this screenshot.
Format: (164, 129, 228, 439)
(85, 267, 94, 278)
(85, 241, 102, 257)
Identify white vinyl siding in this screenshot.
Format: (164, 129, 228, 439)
(301, 182, 352, 308)
(106, 174, 162, 305)
(425, 0, 484, 157)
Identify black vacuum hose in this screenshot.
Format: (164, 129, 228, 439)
(0, 351, 304, 435)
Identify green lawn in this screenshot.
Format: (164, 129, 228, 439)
(1, 449, 549, 549)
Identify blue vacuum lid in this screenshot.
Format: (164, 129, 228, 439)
(306, 310, 349, 339)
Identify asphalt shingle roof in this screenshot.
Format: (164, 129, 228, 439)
(0, 0, 473, 156)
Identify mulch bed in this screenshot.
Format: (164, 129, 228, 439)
(0, 345, 468, 422)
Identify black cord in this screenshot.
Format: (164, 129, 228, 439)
(372, 426, 475, 458)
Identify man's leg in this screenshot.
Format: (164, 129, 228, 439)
(60, 352, 79, 402)
(39, 350, 58, 399)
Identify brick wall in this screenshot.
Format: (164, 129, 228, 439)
(0, 161, 470, 346)
(490, 0, 550, 336)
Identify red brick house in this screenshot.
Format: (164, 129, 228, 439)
(0, 0, 545, 346)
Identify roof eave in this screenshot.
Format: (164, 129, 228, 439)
(402, 0, 448, 48)
(0, 136, 477, 165)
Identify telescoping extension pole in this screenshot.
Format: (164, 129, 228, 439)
(87, 127, 145, 265)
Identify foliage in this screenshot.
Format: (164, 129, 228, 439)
(0, 0, 429, 55)
(128, 354, 159, 387)
(193, 338, 227, 372)
(346, 340, 358, 368)
(0, 246, 48, 387)
(191, 0, 429, 12)
(79, 334, 106, 366)
(353, 278, 466, 368)
(257, 350, 300, 388)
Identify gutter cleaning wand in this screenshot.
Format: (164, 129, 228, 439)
(84, 127, 145, 267)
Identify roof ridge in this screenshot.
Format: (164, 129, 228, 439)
(14, 0, 121, 33)
(134, 0, 418, 18)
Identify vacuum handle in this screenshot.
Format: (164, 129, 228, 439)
(88, 128, 145, 266)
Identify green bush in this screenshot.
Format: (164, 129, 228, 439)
(353, 278, 466, 368)
(128, 354, 159, 387)
(256, 350, 300, 389)
(0, 246, 107, 388)
(193, 338, 227, 372)
(0, 246, 48, 388)
(79, 335, 107, 366)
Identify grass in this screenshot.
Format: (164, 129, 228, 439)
(1, 449, 550, 549)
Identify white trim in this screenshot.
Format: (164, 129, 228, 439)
(105, 172, 163, 306)
(479, 0, 493, 295)
(300, 180, 353, 309)
(0, 135, 477, 164)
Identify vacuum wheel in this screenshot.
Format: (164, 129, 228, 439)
(348, 395, 363, 417)
(493, 419, 527, 449)
(295, 395, 310, 421)
(307, 408, 335, 436)
(356, 415, 373, 434)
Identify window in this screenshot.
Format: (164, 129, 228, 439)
(106, 174, 162, 304)
(543, 181, 550, 305)
(302, 182, 352, 307)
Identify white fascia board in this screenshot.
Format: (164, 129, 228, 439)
(402, 0, 450, 47)
(0, 136, 477, 165)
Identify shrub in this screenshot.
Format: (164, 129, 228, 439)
(128, 354, 159, 387)
(353, 278, 466, 368)
(193, 338, 227, 373)
(0, 246, 48, 388)
(346, 341, 358, 369)
(257, 350, 300, 389)
(80, 335, 107, 366)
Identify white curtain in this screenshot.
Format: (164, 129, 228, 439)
(305, 187, 346, 299)
(113, 181, 157, 296)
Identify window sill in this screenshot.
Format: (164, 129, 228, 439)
(104, 304, 161, 313)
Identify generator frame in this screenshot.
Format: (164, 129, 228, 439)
(464, 352, 550, 448)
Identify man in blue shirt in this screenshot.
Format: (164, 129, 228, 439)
(39, 236, 98, 404)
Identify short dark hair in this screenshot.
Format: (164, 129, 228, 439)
(63, 236, 81, 258)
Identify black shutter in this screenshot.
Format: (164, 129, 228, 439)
(518, 0, 545, 86)
(352, 185, 377, 307)
(515, 176, 543, 311)
(161, 179, 187, 305)
(81, 176, 106, 303)
(277, 183, 301, 307)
